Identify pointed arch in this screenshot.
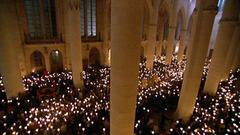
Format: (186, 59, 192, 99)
(30, 50, 46, 72)
(50, 50, 63, 72)
(142, 2, 150, 40)
(157, 0, 170, 41)
(175, 8, 187, 40)
(89, 47, 101, 66)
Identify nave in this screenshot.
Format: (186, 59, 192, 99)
(0, 56, 239, 135)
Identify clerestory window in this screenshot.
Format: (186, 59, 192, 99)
(80, 0, 97, 41)
(24, 0, 59, 43)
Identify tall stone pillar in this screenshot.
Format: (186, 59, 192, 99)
(146, 2, 159, 69)
(0, 0, 24, 98)
(156, 21, 164, 56)
(204, 0, 239, 95)
(162, 40, 167, 56)
(146, 24, 157, 69)
(66, 0, 83, 89)
(62, 1, 72, 71)
(165, 26, 176, 64)
(110, 0, 143, 134)
(102, 0, 110, 66)
(177, 30, 186, 61)
(155, 41, 161, 57)
(45, 54, 51, 72)
(222, 24, 240, 79)
(176, 0, 218, 121)
(62, 0, 71, 70)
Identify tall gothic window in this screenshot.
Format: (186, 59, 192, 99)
(24, 0, 57, 42)
(80, 0, 97, 40)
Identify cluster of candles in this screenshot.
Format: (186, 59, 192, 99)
(7, 95, 109, 134)
(137, 56, 185, 105)
(170, 69, 240, 134)
(134, 56, 190, 134)
(135, 56, 239, 135)
(0, 67, 110, 135)
(22, 71, 73, 92)
(0, 75, 7, 105)
(0, 56, 239, 135)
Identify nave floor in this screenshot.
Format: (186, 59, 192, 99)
(0, 57, 239, 135)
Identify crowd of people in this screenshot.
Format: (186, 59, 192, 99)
(0, 56, 239, 135)
(0, 66, 110, 135)
(170, 69, 240, 134)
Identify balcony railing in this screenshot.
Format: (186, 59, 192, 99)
(24, 32, 63, 44)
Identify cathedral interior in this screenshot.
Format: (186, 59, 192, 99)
(0, 0, 240, 134)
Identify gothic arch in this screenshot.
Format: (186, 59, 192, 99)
(175, 8, 187, 39)
(142, 2, 150, 40)
(50, 50, 63, 72)
(157, 1, 170, 41)
(30, 50, 46, 72)
(89, 47, 101, 66)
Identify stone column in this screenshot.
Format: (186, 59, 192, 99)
(63, 0, 72, 70)
(66, 0, 84, 89)
(45, 54, 51, 72)
(25, 52, 32, 73)
(61, 0, 71, 70)
(155, 41, 161, 56)
(110, 0, 143, 134)
(204, 0, 239, 95)
(145, 4, 159, 69)
(102, 0, 110, 66)
(146, 24, 157, 69)
(177, 30, 186, 61)
(156, 21, 164, 56)
(176, 0, 218, 121)
(222, 24, 240, 79)
(165, 26, 176, 64)
(162, 40, 167, 56)
(0, 0, 24, 98)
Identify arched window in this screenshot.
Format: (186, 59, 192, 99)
(89, 47, 100, 66)
(31, 51, 45, 71)
(50, 50, 63, 72)
(80, 0, 97, 40)
(24, 0, 57, 42)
